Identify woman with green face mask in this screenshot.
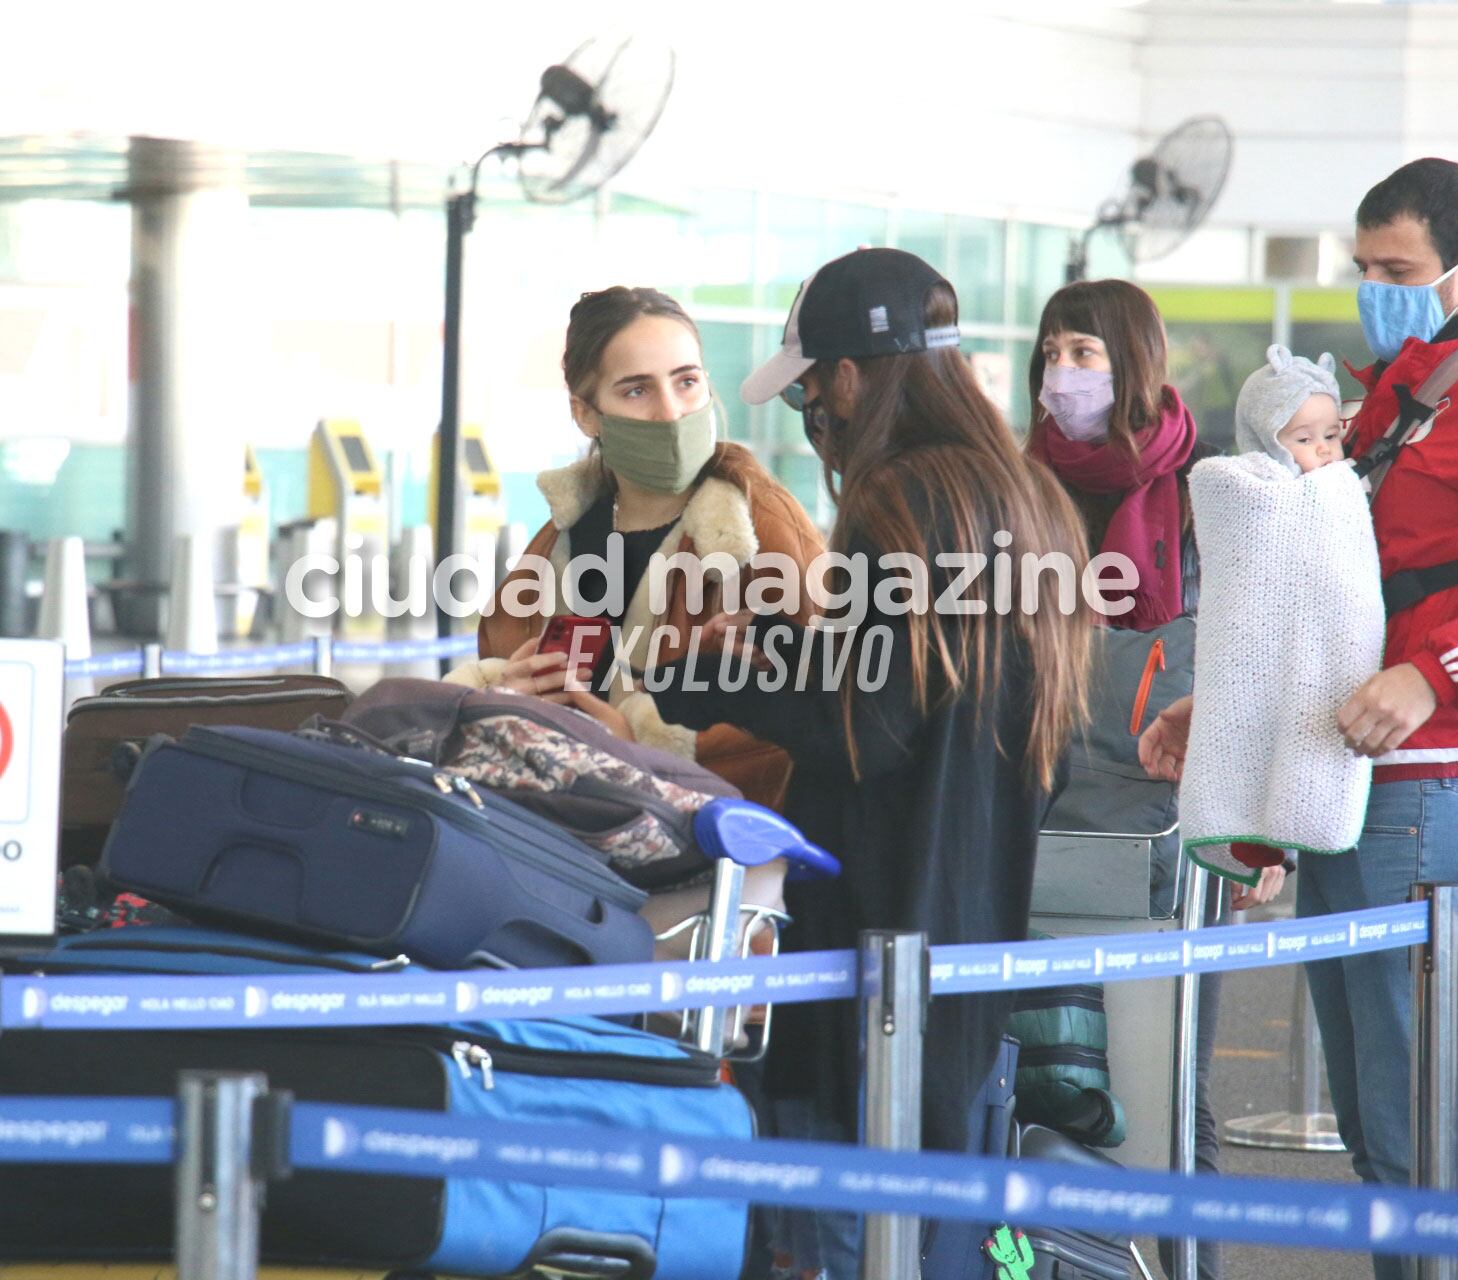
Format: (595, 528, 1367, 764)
(446, 285, 825, 811)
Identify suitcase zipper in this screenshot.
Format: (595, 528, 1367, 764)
(35, 937, 411, 975)
(451, 1040, 495, 1090)
(180, 728, 641, 905)
(70, 688, 340, 714)
(1128, 638, 1165, 736)
(427, 1028, 720, 1090)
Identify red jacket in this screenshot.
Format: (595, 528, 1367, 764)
(1348, 331, 1458, 783)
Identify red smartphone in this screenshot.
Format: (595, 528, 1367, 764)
(537, 615, 614, 669)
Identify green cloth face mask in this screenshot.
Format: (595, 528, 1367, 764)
(597, 402, 717, 494)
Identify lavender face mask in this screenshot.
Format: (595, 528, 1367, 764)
(1039, 365, 1116, 443)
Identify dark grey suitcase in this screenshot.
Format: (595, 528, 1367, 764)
(1018, 1125, 1135, 1280)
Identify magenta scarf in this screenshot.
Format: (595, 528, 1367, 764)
(1032, 387, 1198, 630)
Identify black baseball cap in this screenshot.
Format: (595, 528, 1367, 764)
(741, 247, 961, 405)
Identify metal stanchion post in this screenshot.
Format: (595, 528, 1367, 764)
(312, 634, 334, 679)
(1169, 863, 1208, 1280)
(693, 857, 745, 1057)
(175, 1072, 270, 1280)
(859, 930, 927, 1280)
(142, 642, 163, 679)
(1412, 882, 1458, 1280)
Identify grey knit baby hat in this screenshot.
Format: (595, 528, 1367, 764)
(1234, 344, 1343, 476)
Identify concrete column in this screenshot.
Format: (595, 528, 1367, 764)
(122, 137, 248, 636)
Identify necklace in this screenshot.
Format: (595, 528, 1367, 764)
(612, 493, 687, 534)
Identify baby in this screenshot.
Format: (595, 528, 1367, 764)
(1233, 345, 1347, 476)
(1176, 345, 1385, 887)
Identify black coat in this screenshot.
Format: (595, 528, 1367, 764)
(651, 490, 1053, 1154)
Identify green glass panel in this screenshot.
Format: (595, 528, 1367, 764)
(1290, 320, 1368, 403)
(0, 443, 124, 543)
(698, 321, 755, 443)
(1013, 223, 1072, 328)
(895, 211, 949, 275)
(675, 188, 756, 303)
(952, 216, 1006, 325)
(774, 450, 825, 518)
(1164, 321, 1276, 452)
(761, 195, 888, 291)
(1008, 339, 1035, 435)
(1291, 288, 1359, 324)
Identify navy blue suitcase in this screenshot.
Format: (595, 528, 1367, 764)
(921, 1037, 1132, 1280)
(0, 926, 754, 1278)
(98, 724, 654, 970)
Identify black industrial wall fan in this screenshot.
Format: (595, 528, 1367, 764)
(1066, 115, 1233, 283)
(436, 33, 676, 655)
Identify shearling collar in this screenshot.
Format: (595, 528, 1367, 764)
(536, 454, 758, 566)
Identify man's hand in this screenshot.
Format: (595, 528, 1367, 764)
(1337, 663, 1439, 757)
(1231, 864, 1286, 911)
(1138, 694, 1193, 783)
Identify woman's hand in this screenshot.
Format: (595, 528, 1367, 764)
(561, 689, 636, 741)
(1138, 694, 1193, 783)
(499, 637, 590, 703)
(1231, 864, 1286, 911)
(699, 610, 770, 669)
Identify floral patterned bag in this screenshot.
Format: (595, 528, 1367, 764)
(336, 678, 739, 890)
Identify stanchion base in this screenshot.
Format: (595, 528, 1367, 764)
(1223, 1111, 1346, 1152)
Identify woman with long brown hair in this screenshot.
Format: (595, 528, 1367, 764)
(645, 249, 1092, 1278)
(446, 286, 824, 810)
(1026, 279, 1280, 1280)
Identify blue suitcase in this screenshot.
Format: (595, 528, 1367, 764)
(0, 926, 754, 1278)
(98, 724, 655, 970)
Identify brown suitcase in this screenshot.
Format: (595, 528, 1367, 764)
(61, 674, 351, 865)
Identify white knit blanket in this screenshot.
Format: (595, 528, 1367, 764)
(1181, 455, 1385, 884)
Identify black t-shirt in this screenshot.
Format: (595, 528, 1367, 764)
(566, 494, 677, 690)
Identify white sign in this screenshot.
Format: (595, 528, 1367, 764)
(0, 639, 63, 941)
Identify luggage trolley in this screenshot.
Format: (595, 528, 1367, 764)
(1031, 814, 1203, 1178)
(646, 798, 842, 1061)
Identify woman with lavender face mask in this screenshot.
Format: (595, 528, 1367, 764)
(1026, 279, 1241, 1280)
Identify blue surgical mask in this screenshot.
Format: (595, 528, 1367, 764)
(1357, 264, 1458, 363)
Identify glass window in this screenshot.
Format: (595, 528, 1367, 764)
(760, 195, 889, 309)
(952, 216, 1006, 326)
(1008, 339, 1036, 435)
(1291, 288, 1366, 406)
(676, 188, 757, 309)
(698, 321, 755, 444)
(895, 210, 948, 275)
(1152, 286, 1278, 452)
(1013, 223, 1075, 329)
(773, 449, 830, 530)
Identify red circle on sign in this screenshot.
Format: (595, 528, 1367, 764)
(0, 701, 12, 780)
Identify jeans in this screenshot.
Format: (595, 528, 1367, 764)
(754, 1097, 863, 1280)
(1298, 777, 1458, 1280)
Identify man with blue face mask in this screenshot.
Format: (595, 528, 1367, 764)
(1320, 157, 1458, 1280)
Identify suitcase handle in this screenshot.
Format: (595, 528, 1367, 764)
(485, 897, 642, 969)
(520, 1226, 657, 1278)
(694, 798, 841, 882)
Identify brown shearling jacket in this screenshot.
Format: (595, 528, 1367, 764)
(446, 445, 824, 810)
